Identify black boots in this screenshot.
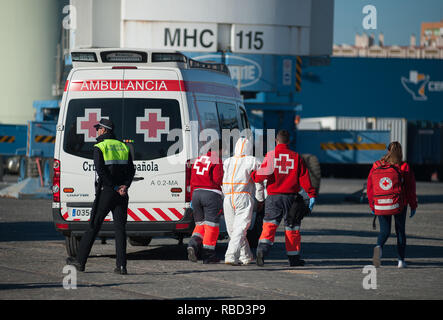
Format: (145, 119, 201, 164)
(288, 255, 305, 267)
(188, 236, 203, 263)
(187, 246, 198, 263)
(66, 257, 85, 272)
(255, 246, 305, 267)
(256, 243, 271, 267)
(114, 266, 128, 275)
(188, 246, 219, 264)
(256, 249, 265, 267)
(202, 249, 220, 264)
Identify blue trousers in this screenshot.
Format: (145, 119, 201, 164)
(377, 208, 407, 260)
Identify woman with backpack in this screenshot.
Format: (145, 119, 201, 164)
(367, 141, 418, 268)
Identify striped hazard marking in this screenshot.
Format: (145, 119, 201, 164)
(127, 207, 184, 221)
(295, 56, 302, 92)
(34, 135, 56, 143)
(61, 206, 184, 222)
(0, 136, 15, 143)
(320, 142, 386, 151)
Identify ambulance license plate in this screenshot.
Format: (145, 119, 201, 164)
(71, 208, 91, 217)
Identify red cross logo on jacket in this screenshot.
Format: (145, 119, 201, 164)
(193, 156, 211, 175)
(274, 153, 294, 174)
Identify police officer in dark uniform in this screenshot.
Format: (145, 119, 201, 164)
(67, 119, 135, 274)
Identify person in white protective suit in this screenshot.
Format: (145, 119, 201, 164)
(222, 137, 265, 265)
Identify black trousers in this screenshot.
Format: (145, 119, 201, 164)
(76, 186, 129, 268)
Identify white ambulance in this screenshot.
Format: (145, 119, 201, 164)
(52, 49, 250, 257)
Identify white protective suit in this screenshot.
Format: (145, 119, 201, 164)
(222, 137, 265, 264)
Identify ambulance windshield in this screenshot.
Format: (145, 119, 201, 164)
(63, 98, 182, 161)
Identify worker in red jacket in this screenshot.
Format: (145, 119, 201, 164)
(251, 130, 317, 267)
(367, 141, 417, 268)
(187, 140, 224, 264)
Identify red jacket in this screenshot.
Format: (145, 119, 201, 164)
(367, 160, 418, 212)
(251, 143, 317, 198)
(190, 151, 223, 195)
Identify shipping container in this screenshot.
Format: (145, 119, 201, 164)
(297, 57, 443, 121)
(299, 116, 407, 159)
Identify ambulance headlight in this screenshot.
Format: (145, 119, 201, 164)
(71, 52, 98, 62)
(101, 51, 147, 63)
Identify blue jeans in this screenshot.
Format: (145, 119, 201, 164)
(377, 208, 407, 260)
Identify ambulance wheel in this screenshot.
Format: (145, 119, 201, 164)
(65, 235, 81, 258)
(302, 154, 321, 194)
(129, 236, 152, 246)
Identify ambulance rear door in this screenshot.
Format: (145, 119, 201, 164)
(59, 69, 124, 222)
(121, 68, 187, 223)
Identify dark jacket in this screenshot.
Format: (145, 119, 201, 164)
(93, 132, 135, 190)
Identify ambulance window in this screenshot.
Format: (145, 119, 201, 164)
(217, 103, 239, 130)
(239, 107, 249, 130)
(63, 98, 123, 160)
(63, 98, 181, 161)
(193, 100, 221, 134)
(122, 98, 182, 161)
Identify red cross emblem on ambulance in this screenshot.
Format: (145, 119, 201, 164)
(379, 177, 392, 191)
(274, 153, 294, 174)
(193, 156, 211, 175)
(136, 109, 170, 142)
(77, 108, 109, 142)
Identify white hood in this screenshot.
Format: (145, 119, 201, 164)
(234, 137, 253, 157)
(222, 137, 264, 202)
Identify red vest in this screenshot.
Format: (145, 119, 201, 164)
(251, 144, 316, 198)
(190, 151, 223, 195)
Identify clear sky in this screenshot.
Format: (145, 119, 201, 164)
(334, 0, 443, 46)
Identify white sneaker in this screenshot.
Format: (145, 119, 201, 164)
(372, 246, 382, 268)
(398, 260, 407, 268)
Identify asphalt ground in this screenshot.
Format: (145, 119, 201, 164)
(0, 176, 442, 307)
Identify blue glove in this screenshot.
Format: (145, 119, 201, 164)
(410, 209, 416, 218)
(309, 198, 316, 211)
(371, 210, 375, 215)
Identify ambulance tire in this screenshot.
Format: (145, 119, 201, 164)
(247, 210, 264, 249)
(129, 236, 152, 247)
(302, 154, 321, 194)
(65, 235, 81, 258)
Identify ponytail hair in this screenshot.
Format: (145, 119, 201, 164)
(381, 141, 403, 165)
